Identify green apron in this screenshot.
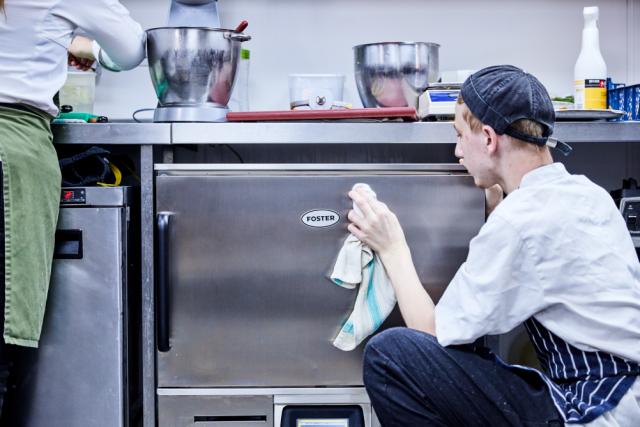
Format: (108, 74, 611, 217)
(0, 106, 61, 347)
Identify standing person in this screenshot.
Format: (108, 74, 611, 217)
(349, 65, 640, 426)
(0, 0, 145, 413)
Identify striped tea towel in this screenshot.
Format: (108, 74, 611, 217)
(329, 183, 396, 351)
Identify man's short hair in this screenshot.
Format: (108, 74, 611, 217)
(456, 94, 545, 140)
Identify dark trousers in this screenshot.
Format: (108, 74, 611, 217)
(363, 328, 564, 427)
(0, 343, 11, 416)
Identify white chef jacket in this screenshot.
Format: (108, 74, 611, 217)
(435, 162, 640, 425)
(0, 0, 145, 116)
(435, 163, 640, 360)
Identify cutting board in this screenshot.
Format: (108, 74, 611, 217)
(226, 107, 418, 122)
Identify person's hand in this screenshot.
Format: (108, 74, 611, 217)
(347, 187, 409, 260)
(68, 54, 94, 71)
(68, 36, 95, 70)
(485, 184, 504, 216)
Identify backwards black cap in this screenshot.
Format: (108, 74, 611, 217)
(460, 65, 572, 156)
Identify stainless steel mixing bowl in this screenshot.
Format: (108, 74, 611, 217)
(354, 42, 440, 108)
(146, 27, 251, 107)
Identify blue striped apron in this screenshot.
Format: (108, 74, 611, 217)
(521, 317, 639, 424)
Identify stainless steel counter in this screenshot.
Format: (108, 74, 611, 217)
(52, 119, 638, 427)
(53, 122, 171, 145)
(52, 121, 640, 145)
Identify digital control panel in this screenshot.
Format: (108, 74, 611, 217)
(620, 197, 640, 250)
(297, 420, 349, 427)
(621, 197, 640, 235)
(60, 188, 86, 205)
(281, 406, 363, 427)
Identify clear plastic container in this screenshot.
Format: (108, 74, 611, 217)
(288, 74, 345, 110)
(229, 49, 250, 112)
(59, 70, 96, 114)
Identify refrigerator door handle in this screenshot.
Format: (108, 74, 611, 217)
(53, 229, 84, 260)
(157, 212, 173, 352)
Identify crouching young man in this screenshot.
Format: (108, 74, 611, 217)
(347, 65, 640, 426)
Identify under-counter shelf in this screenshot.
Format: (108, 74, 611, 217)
(52, 121, 640, 145)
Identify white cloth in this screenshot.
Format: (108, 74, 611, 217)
(329, 183, 396, 351)
(0, 0, 145, 116)
(434, 162, 640, 425)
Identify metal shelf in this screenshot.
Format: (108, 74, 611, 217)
(52, 121, 640, 145)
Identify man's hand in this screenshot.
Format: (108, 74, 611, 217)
(68, 36, 95, 71)
(347, 187, 409, 261)
(485, 184, 504, 217)
(348, 186, 436, 334)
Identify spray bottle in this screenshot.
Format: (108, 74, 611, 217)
(574, 6, 607, 109)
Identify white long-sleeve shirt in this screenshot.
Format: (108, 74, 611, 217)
(0, 0, 145, 116)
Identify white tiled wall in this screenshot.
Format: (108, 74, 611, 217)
(95, 0, 638, 120)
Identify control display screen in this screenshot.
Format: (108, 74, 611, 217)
(296, 419, 349, 427)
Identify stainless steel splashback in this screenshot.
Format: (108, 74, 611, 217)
(155, 164, 484, 388)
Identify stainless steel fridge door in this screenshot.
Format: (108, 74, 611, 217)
(155, 165, 484, 388)
(17, 205, 127, 426)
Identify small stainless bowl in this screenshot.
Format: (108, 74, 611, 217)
(354, 42, 440, 108)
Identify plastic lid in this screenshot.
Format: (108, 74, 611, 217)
(241, 49, 250, 60)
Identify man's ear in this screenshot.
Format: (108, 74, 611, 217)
(482, 125, 499, 155)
